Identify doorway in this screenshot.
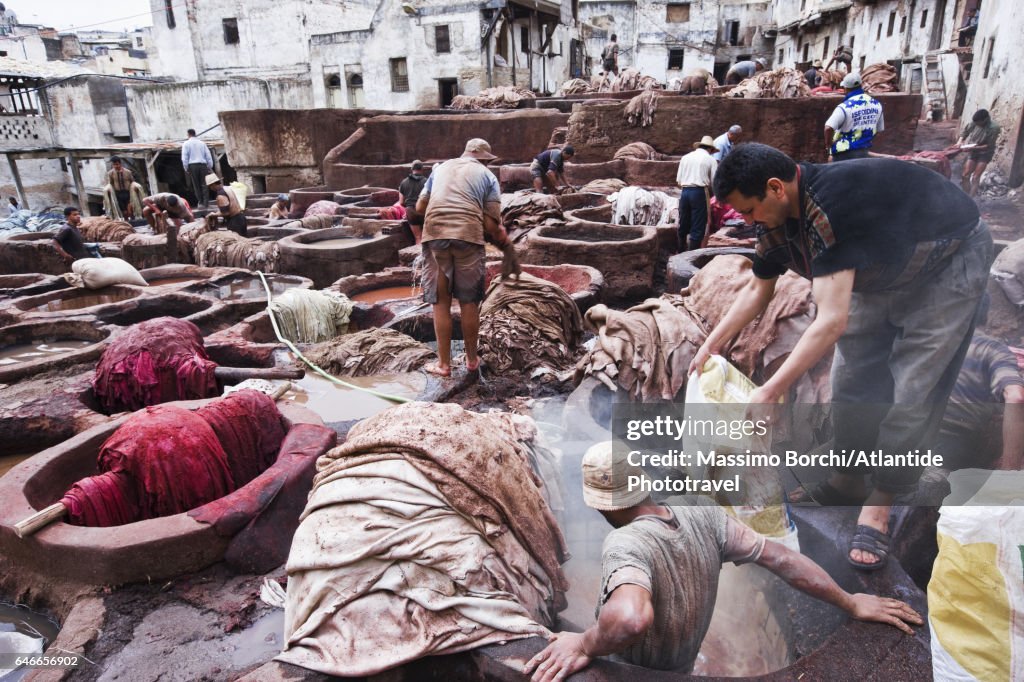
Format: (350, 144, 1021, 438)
(439, 78, 458, 107)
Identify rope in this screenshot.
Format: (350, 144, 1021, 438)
(256, 271, 411, 405)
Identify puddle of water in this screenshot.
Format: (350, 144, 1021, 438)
(280, 372, 425, 423)
(26, 289, 138, 313)
(351, 286, 421, 304)
(228, 610, 284, 668)
(0, 453, 32, 478)
(210, 276, 292, 301)
(0, 340, 92, 366)
(0, 602, 61, 681)
(302, 238, 365, 249)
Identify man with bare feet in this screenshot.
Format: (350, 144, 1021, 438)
(416, 138, 520, 377)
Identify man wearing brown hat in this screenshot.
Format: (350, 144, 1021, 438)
(207, 174, 247, 236)
(675, 135, 719, 252)
(415, 138, 520, 377)
(525, 443, 923, 680)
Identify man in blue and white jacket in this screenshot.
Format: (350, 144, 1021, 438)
(824, 72, 884, 162)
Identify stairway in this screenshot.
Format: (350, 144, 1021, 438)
(924, 53, 948, 121)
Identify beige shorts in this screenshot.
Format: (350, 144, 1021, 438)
(422, 239, 486, 303)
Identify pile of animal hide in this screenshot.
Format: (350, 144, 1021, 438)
(194, 230, 281, 272)
(878, 149, 955, 179)
(861, 63, 899, 93)
(177, 216, 216, 261)
(92, 317, 219, 413)
(0, 209, 64, 238)
(728, 68, 811, 98)
(101, 183, 145, 222)
(558, 78, 593, 95)
(269, 288, 353, 344)
(450, 86, 536, 109)
(278, 215, 338, 231)
(478, 272, 584, 375)
(579, 178, 628, 194)
(304, 328, 435, 376)
(303, 200, 343, 218)
(376, 203, 406, 220)
(611, 68, 660, 92)
(501, 191, 565, 241)
(276, 401, 568, 677)
(613, 142, 667, 161)
(79, 217, 134, 242)
(575, 298, 707, 401)
(624, 88, 660, 127)
(609, 186, 676, 226)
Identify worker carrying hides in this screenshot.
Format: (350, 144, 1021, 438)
(277, 401, 569, 677)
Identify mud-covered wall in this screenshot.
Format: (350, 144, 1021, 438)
(565, 93, 923, 162)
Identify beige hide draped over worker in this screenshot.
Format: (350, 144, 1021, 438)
(276, 401, 569, 677)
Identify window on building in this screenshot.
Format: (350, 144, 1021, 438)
(920, 9, 928, 28)
(325, 73, 341, 87)
(390, 57, 409, 91)
(521, 26, 529, 52)
(136, 37, 143, 47)
(165, 1, 175, 29)
(983, 37, 995, 79)
(877, 23, 882, 40)
(822, 36, 830, 60)
(435, 25, 450, 54)
(887, 12, 896, 37)
(223, 18, 239, 44)
(725, 20, 740, 46)
(900, 15, 907, 33)
(802, 42, 809, 62)
(778, 48, 784, 63)
(849, 35, 854, 50)
(859, 55, 867, 71)
(0, 50, 6, 57)
(667, 48, 685, 70)
(666, 3, 690, 23)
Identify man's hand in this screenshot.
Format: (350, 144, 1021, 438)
(689, 344, 715, 377)
(501, 242, 522, 279)
(746, 384, 783, 424)
(525, 632, 591, 682)
(847, 594, 923, 635)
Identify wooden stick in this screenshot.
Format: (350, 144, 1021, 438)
(13, 502, 67, 539)
(270, 381, 292, 401)
(214, 366, 304, 383)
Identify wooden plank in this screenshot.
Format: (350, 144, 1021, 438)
(6, 154, 28, 210)
(67, 154, 87, 214)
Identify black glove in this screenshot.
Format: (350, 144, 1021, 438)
(501, 242, 522, 279)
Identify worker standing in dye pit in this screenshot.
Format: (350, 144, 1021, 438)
(398, 160, 429, 243)
(531, 146, 575, 194)
(675, 135, 718, 252)
(206, 174, 248, 237)
(524, 443, 923, 680)
(691, 143, 992, 572)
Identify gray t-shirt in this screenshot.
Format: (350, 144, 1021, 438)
(729, 60, 757, 79)
(599, 504, 765, 672)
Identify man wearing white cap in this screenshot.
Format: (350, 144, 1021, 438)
(825, 72, 884, 162)
(524, 443, 922, 680)
(675, 135, 718, 252)
(415, 138, 521, 377)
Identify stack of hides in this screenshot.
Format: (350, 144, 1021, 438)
(194, 230, 281, 272)
(610, 186, 676, 226)
(176, 216, 215, 261)
(501, 191, 565, 241)
(303, 201, 343, 218)
(607, 68, 660, 92)
(558, 78, 593, 95)
(61, 390, 286, 526)
(729, 68, 811, 99)
(575, 298, 707, 401)
(376, 203, 406, 221)
(304, 328, 435, 376)
(579, 178, 628, 195)
(624, 90, 660, 127)
(613, 142, 667, 161)
(79, 217, 134, 242)
(277, 401, 569, 676)
(93, 317, 219, 413)
(269, 289, 353, 344)
(450, 86, 536, 110)
(478, 273, 584, 375)
(101, 183, 145, 222)
(861, 63, 899, 93)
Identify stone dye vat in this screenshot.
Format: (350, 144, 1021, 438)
(185, 273, 314, 336)
(287, 186, 335, 217)
(0, 274, 68, 299)
(0, 401, 334, 586)
(11, 286, 143, 318)
(278, 225, 413, 288)
(139, 264, 221, 288)
(0, 320, 111, 385)
(521, 223, 657, 302)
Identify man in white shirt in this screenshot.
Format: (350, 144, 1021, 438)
(675, 135, 719, 252)
(182, 129, 215, 208)
(712, 124, 743, 162)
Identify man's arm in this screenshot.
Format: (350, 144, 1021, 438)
(51, 238, 74, 265)
(690, 273, 778, 375)
(750, 269, 853, 404)
(525, 584, 653, 682)
(995, 384, 1024, 470)
(756, 539, 922, 634)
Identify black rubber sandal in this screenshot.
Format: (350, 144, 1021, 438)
(848, 524, 890, 572)
(788, 480, 869, 506)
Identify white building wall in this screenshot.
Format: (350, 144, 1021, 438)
(0, 27, 49, 63)
(146, 0, 199, 80)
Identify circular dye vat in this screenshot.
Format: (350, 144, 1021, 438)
(0, 340, 92, 367)
(349, 286, 421, 303)
(280, 373, 425, 425)
(146, 275, 207, 287)
(300, 237, 363, 249)
(193, 274, 308, 302)
(15, 287, 141, 314)
(0, 321, 111, 384)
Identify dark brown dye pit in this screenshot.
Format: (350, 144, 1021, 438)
(0, 340, 92, 366)
(351, 286, 421, 303)
(27, 289, 139, 312)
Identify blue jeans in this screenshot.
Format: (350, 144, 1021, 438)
(830, 221, 994, 493)
(678, 187, 708, 251)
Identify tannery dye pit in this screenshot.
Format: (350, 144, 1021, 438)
(0, 340, 92, 365)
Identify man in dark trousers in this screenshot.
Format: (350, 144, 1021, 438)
(692, 143, 993, 571)
(182, 128, 214, 208)
(531, 146, 575, 193)
(398, 160, 429, 242)
(601, 34, 619, 76)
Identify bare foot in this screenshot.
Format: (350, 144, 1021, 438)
(423, 362, 451, 377)
(466, 358, 482, 372)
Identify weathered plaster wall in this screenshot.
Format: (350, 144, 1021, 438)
(127, 80, 314, 141)
(565, 93, 922, 161)
(0, 159, 69, 209)
(146, 0, 199, 80)
(962, 0, 1024, 183)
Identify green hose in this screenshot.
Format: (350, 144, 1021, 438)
(256, 271, 411, 404)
